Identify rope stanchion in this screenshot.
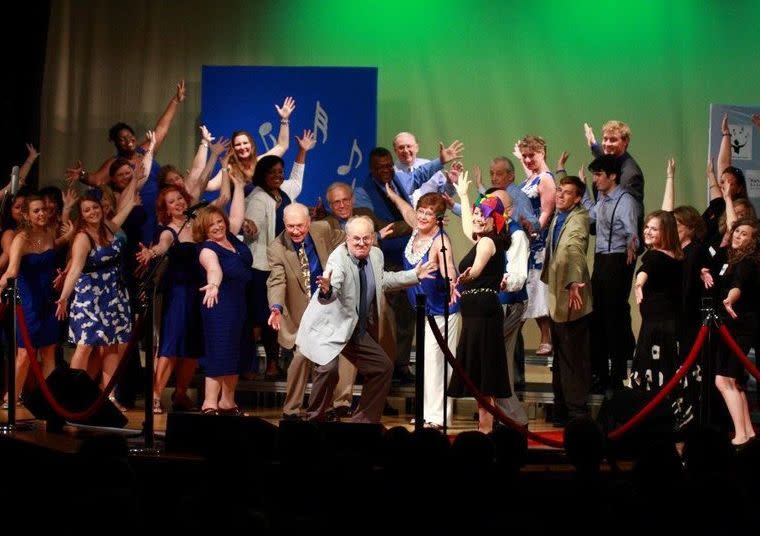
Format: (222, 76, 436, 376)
(607, 324, 708, 440)
(426, 314, 565, 448)
(716, 324, 760, 383)
(17, 304, 145, 422)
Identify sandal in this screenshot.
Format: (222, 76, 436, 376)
(200, 407, 218, 415)
(218, 406, 244, 416)
(535, 343, 553, 356)
(152, 398, 164, 415)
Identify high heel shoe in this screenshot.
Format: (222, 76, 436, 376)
(108, 395, 128, 413)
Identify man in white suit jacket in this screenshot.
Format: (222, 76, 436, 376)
(296, 216, 435, 423)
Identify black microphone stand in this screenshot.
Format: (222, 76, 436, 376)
(437, 216, 451, 434)
(129, 210, 196, 455)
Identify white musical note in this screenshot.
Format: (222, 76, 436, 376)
(258, 122, 276, 151)
(313, 100, 329, 144)
(337, 139, 363, 176)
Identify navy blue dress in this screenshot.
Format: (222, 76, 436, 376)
(17, 249, 60, 348)
(157, 227, 203, 358)
(200, 233, 253, 377)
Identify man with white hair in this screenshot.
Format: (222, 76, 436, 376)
(296, 216, 435, 423)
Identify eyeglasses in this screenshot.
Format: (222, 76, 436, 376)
(349, 235, 373, 244)
(416, 208, 436, 218)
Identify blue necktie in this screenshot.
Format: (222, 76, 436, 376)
(356, 259, 368, 339)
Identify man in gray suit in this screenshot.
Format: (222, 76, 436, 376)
(296, 216, 435, 423)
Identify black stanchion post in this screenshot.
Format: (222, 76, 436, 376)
(415, 294, 426, 433)
(1, 277, 32, 433)
(699, 296, 717, 428)
(436, 216, 451, 435)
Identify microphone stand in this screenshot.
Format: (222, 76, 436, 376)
(437, 216, 450, 435)
(129, 210, 196, 455)
(0, 278, 33, 433)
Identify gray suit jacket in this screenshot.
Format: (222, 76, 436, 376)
(296, 244, 419, 365)
(266, 221, 345, 349)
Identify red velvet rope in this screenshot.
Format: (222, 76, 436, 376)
(426, 314, 565, 448)
(606, 325, 708, 440)
(16, 304, 144, 421)
(716, 324, 760, 383)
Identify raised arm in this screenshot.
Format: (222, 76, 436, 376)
(281, 130, 315, 201)
(723, 179, 737, 230)
(184, 126, 212, 198)
(706, 158, 721, 201)
(111, 177, 139, 228)
(261, 96, 295, 158)
(661, 158, 675, 211)
(18, 143, 39, 183)
(717, 113, 732, 176)
(384, 182, 417, 229)
(136, 131, 156, 190)
(142, 80, 185, 152)
(455, 170, 475, 243)
(228, 171, 245, 235)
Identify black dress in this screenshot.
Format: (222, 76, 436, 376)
(448, 240, 510, 399)
(630, 250, 683, 391)
(717, 257, 760, 382)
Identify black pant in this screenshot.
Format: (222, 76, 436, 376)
(590, 253, 636, 389)
(551, 314, 591, 418)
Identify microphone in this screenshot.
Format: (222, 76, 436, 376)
(183, 199, 210, 218)
(9, 166, 19, 195)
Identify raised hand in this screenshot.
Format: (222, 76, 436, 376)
(578, 163, 586, 183)
(64, 160, 84, 185)
(296, 129, 317, 151)
(441, 192, 455, 210)
(752, 114, 760, 130)
(557, 150, 569, 171)
(200, 125, 214, 144)
(175, 80, 186, 103)
(583, 123, 596, 146)
(473, 164, 483, 190)
(379, 223, 394, 240)
(25, 143, 39, 161)
(310, 197, 326, 220)
(667, 157, 675, 180)
(721, 112, 730, 135)
(146, 130, 156, 153)
(512, 140, 522, 161)
(454, 170, 471, 199)
(439, 139, 464, 164)
(210, 136, 229, 158)
(276, 96, 296, 119)
(316, 270, 332, 294)
(63, 187, 79, 210)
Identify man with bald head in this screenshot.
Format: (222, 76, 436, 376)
(266, 203, 347, 420)
(296, 216, 435, 423)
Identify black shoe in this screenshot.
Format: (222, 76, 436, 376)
(382, 402, 400, 417)
(394, 366, 416, 385)
(281, 413, 303, 422)
(332, 405, 352, 419)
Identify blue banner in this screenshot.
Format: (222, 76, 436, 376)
(201, 65, 377, 207)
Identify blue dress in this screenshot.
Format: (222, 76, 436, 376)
(68, 233, 132, 345)
(157, 226, 203, 358)
(17, 249, 60, 348)
(200, 233, 253, 377)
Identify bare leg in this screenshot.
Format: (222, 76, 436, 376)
(219, 374, 239, 410)
(478, 399, 495, 434)
(536, 316, 552, 346)
(153, 356, 176, 401)
(101, 343, 125, 392)
(202, 376, 221, 411)
(14, 348, 30, 399)
(39, 345, 56, 378)
(174, 358, 197, 398)
(69, 344, 94, 376)
(716, 375, 752, 444)
(740, 391, 756, 440)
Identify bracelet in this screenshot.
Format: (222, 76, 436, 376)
(280, 118, 289, 125)
(200, 140, 209, 148)
(208, 282, 219, 288)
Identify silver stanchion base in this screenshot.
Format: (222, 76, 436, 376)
(128, 446, 162, 456)
(0, 421, 36, 434)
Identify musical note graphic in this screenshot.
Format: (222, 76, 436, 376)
(258, 122, 276, 151)
(313, 100, 329, 144)
(337, 139, 363, 176)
